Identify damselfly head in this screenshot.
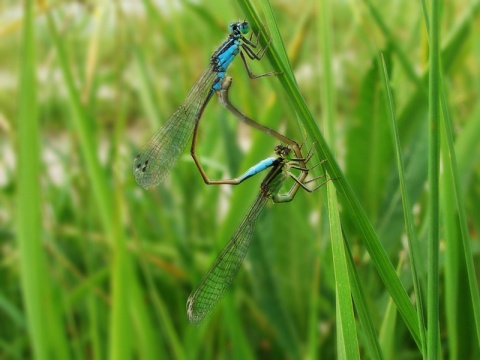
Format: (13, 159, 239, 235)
(229, 21, 250, 35)
(239, 21, 250, 34)
(274, 144, 291, 157)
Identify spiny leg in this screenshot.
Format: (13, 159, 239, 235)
(239, 51, 279, 79)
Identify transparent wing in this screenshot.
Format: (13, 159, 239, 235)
(133, 66, 217, 189)
(187, 193, 268, 325)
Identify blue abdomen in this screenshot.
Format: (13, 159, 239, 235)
(238, 157, 277, 182)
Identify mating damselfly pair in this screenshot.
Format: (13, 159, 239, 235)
(132, 21, 328, 324)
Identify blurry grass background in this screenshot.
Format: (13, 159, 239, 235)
(3, 0, 480, 358)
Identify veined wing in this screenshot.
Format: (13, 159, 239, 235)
(187, 193, 268, 325)
(133, 65, 217, 189)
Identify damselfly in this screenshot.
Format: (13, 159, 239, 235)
(194, 75, 309, 186)
(187, 144, 327, 325)
(133, 21, 278, 189)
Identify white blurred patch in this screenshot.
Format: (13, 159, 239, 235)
(42, 134, 70, 186)
(0, 70, 16, 91)
(309, 209, 319, 226)
(0, 142, 15, 186)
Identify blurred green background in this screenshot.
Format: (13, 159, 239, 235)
(3, 0, 480, 358)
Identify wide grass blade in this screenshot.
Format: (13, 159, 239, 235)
(17, 2, 70, 359)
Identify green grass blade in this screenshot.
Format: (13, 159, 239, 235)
(17, 3, 69, 359)
(427, 1, 441, 358)
(440, 109, 461, 358)
(344, 239, 384, 360)
(433, 4, 480, 346)
(306, 256, 321, 359)
(379, 54, 427, 355)
(45, 14, 116, 248)
(439, 78, 480, 350)
(378, 256, 402, 359)
(329, 192, 359, 360)
(319, 0, 359, 357)
(128, 267, 164, 359)
(17, 2, 45, 357)
(46, 12, 130, 360)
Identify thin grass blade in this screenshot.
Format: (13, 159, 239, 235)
(380, 54, 427, 354)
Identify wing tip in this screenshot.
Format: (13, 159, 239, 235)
(186, 295, 205, 326)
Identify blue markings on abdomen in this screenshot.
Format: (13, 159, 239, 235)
(216, 41, 241, 69)
(211, 40, 242, 91)
(212, 72, 226, 90)
(238, 157, 277, 183)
